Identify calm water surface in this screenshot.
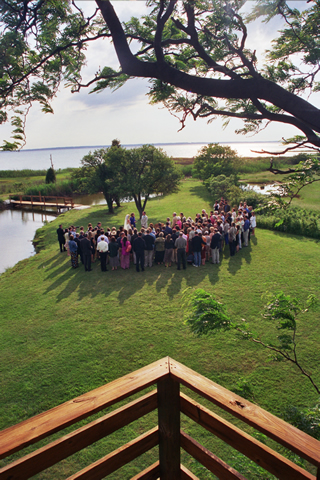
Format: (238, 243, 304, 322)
(0, 208, 56, 274)
(0, 141, 289, 171)
(0, 194, 108, 274)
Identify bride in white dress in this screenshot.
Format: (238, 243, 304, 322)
(124, 214, 130, 231)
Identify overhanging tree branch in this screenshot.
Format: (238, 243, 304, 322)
(95, 0, 320, 141)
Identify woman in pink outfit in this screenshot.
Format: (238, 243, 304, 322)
(121, 236, 131, 269)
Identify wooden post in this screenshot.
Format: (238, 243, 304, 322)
(157, 375, 181, 479)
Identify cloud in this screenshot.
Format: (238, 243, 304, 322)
(69, 78, 150, 110)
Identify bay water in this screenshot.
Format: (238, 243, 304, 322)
(0, 141, 287, 171)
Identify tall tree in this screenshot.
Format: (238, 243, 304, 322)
(193, 144, 237, 181)
(74, 143, 126, 214)
(1, 1, 320, 155)
(120, 144, 181, 218)
(73, 143, 181, 216)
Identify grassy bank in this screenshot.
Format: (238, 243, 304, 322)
(0, 179, 320, 478)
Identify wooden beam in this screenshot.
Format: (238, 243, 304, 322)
(181, 393, 315, 480)
(181, 431, 246, 480)
(131, 461, 160, 480)
(0, 357, 169, 460)
(181, 464, 200, 480)
(169, 358, 320, 466)
(66, 427, 159, 480)
(0, 391, 157, 480)
(158, 375, 181, 479)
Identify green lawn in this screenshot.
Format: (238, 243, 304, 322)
(0, 178, 320, 478)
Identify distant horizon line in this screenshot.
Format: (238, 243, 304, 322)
(3, 140, 281, 153)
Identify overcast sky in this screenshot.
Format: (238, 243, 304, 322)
(1, 1, 318, 150)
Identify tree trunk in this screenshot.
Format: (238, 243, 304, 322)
(142, 194, 149, 214)
(132, 194, 143, 218)
(113, 194, 121, 208)
(104, 191, 114, 214)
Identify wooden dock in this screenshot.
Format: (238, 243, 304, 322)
(9, 195, 82, 212)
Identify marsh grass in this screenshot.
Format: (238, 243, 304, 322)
(0, 169, 75, 198)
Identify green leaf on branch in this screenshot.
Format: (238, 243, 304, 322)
(184, 288, 233, 336)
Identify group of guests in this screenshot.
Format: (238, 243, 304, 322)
(56, 199, 257, 272)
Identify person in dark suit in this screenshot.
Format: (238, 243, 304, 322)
(80, 233, 93, 271)
(133, 232, 146, 272)
(191, 232, 206, 267)
(57, 224, 66, 252)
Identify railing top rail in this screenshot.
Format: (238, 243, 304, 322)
(0, 357, 169, 460)
(9, 195, 73, 202)
(169, 358, 320, 466)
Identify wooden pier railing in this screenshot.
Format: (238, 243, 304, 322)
(8, 194, 80, 211)
(0, 357, 319, 479)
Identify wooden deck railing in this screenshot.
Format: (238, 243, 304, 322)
(9, 194, 75, 208)
(0, 357, 319, 479)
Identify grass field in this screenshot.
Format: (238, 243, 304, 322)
(1, 178, 320, 478)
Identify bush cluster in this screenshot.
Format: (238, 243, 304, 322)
(258, 206, 320, 239)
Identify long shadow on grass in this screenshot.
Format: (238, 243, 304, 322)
(41, 241, 252, 304)
(47, 262, 150, 303)
(38, 252, 68, 271)
(188, 184, 213, 204)
(250, 234, 258, 246)
(227, 242, 252, 275)
(42, 263, 81, 300)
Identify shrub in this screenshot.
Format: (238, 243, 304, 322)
(241, 190, 265, 210)
(205, 174, 238, 201)
(45, 167, 56, 184)
(257, 205, 320, 239)
(181, 164, 193, 177)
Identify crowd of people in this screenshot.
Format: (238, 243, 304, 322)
(56, 199, 257, 272)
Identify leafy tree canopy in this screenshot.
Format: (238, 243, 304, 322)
(1, 0, 320, 154)
(193, 143, 237, 180)
(73, 143, 126, 214)
(121, 144, 182, 217)
(73, 142, 181, 215)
